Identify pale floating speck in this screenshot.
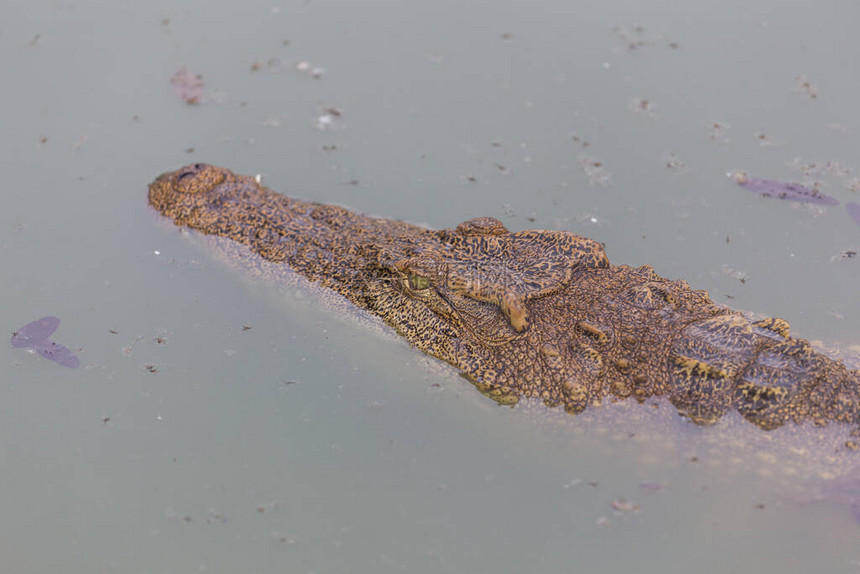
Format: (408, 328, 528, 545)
(628, 98, 656, 117)
(708, 121, 731, 144)
(721, 265, 749, 283)
(595, 516, 611, 528)
(578, 155, 613, 187)
(794, 75, 818, 99)
(315, 114, 335, 130)
(296, 60, 325, 79)
(786, 158, 850, 178)
(169, 67, 205, 105)
(662, 152, 686, 171)
(755, 132, 785, 147)
(611, 498, 640, 512)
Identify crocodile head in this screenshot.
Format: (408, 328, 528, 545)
(150, 163, 615, 411)
(150, 164, 860, 429)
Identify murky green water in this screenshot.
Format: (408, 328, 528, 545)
(3, 1, 860, 572)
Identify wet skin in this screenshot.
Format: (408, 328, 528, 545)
(149, 163, 860, 433)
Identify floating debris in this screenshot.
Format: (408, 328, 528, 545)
(33, 341, 80, 368)
(611, 498, 640, 513)
(721, 265, 748, 284)
(661, 152, 686, 171)
(570, 133, 590, 148)
(170, 67, 205, 105)
(628, 98, 657, 117)
(847, 203, 860, 225)
(609, 25, 670, 52)
(728, 172, 839, 205)
(70, 135, 87, 152)
(595, 516, 611, 528)
(11, 316, 59, 348)
(755, 132, 785, 147)
(296, 60, 326, 79)
(270, 531, 296, 544)
(851, 503, 860, 525)
(11, 316, 79, 368)
(578, 156, 613, 187)
(250, 57, 288, 72)
(794, 75, 818, 100)
(830, 249, 857, 262)
(314, 107, 342, 131)
(708, 121, 731, 144)
(786, 158, 851, 179)
(206, 509, 227, 524)
(256, 501, 281, 513)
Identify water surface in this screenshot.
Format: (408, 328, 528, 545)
(3, 1, 860, 572)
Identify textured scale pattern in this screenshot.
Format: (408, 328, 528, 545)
(149, 164, 860, 433)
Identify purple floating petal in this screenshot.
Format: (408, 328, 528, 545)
(847, 202, 860, 225)
(170, 67, 205, 105)
(638, 482, 666, 492)
(33, 340, 80, 368)
(11, 316, 60, 348)
(735, 176, 839, 205)
(852, 502, 860, 526)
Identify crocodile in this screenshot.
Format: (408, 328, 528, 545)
(149, 163, 860, 434)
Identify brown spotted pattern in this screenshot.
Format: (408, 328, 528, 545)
(149, 164, 860, 431)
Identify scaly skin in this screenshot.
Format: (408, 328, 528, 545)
(149, 163, 860, 432)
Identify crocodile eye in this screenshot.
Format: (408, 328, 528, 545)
(407, 273, 430, 291)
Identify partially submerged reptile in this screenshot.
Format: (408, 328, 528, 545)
(149, 163, 860, 434)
